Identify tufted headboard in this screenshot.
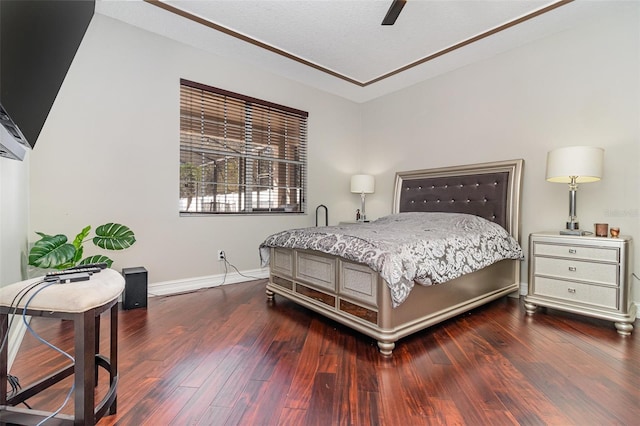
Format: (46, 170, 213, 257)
(392, 159, 524, 240)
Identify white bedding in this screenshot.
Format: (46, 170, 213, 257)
(260, 212, 523, 307)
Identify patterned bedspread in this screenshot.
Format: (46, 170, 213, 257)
(259, 212, 522, 307)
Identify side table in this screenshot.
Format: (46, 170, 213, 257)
(0, 268, 124, 425)
(524, 232, 635, 335)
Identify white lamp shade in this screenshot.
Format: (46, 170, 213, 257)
(546, 146, 604, 183)
(350, 174, 375, 194)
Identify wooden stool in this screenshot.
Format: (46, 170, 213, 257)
(0, 269, 125, 425)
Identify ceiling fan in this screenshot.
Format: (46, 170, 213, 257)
(382, 0, 407, 25)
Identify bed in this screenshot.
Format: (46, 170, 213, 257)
(260, 159, 523, 355)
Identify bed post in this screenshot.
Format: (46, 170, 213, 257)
(377, 341, 395, 357)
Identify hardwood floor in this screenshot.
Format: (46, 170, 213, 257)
(8, 279, 639, 425)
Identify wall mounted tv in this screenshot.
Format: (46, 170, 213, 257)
(0, 0, 95, 153)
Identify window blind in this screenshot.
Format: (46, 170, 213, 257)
(179, 79, 308, 214)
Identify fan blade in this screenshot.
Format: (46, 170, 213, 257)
(382, 0, 407, 26)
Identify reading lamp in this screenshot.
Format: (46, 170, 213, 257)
(350, 174, 375, 221)
(546, 146, 604, 235)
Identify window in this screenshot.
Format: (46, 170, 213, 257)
(179, 79, 308, 214)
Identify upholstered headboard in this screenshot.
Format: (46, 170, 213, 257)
(393, 159, 523, 239)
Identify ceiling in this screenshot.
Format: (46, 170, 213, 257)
(96, 0, 622, 103)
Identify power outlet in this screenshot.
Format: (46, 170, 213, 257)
(217, 250, 225, 261)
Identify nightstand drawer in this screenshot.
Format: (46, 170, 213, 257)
(534, 257, 618, 286)
(533, 242, 619, 262)
(534, 277, 618, 310)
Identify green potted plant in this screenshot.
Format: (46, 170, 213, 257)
(28, 223, 136, 270)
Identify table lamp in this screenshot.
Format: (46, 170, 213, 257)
(350, 174, 375, 221)
(546, 146, 604, 235)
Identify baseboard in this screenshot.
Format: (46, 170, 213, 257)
(148, 267, 269, 297)
(520, 280, 528, 296)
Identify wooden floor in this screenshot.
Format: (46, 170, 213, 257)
(8, 279, 639, 425)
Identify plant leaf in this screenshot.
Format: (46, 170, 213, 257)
(35, 231, 52, 238)
(72, 226, 91, 250)
(80, 255, 113, 268)
(28, 234, 76, 269)
(57, 260, 78, 270)
(93, 223, 136, 250)
(73, 246, 84, 264)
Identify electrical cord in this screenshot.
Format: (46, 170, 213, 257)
(1, 279, 48, 408)
(220, 255, 228, 286)
(5, 373, 31, 409)
(22, 281, 75, 425)
(7, 373, 21, 395)
(221, 255, 265, 281)
(146, 253, 267, 299)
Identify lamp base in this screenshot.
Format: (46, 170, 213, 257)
(560, 220, 587, 235)
(566, 220, 579, 230)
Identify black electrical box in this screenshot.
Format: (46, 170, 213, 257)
(122, 267, 148, 310)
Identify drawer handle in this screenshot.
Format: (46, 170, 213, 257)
(568, 288, 576, 294)
(568, 266, 577, 272)
(568, 249, 577, 254)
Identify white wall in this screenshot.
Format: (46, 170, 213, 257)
(0, 130, 29, 287)
(29, 14, 363, 284)
(361, 7, 640, 300)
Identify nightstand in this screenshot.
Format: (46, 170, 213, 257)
(524, 232, 636, 335)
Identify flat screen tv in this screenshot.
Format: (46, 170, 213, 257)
(0, 0, 94, 152)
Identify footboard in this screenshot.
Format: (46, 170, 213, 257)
(268, 247, 382, 326)
(266, 247, 519, 355)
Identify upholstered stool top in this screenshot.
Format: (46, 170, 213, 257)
(0, 269, 125, 313)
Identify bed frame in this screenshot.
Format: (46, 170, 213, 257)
(265, 159, 524, 355)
